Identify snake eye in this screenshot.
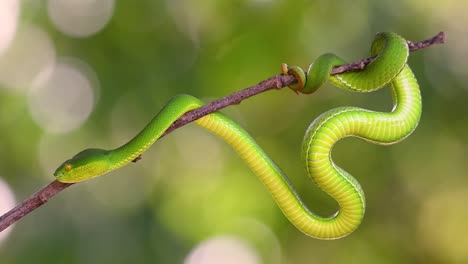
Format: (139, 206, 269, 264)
(64, 164, 72, 172)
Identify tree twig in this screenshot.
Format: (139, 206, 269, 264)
(0, 32, 445, 233)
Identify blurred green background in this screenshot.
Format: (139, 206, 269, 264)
(0, 0, 466, 263)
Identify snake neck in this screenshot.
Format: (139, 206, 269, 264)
(107, 95, 201, 171)
(107, 118, 167, 170)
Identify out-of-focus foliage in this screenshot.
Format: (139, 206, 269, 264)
(0, 0, 466, 263)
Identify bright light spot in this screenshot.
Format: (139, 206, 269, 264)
(185, 236, 261, 264)
(0, 25, 56, 93)
(28, 59, 96, 134)
(229, 218, 283, 264)
(0, 178, 16, 245)
(47, 0, 115, 38)
(418, 188, 468, 262)
(0, 0, 19, 56)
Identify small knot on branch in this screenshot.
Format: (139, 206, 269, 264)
(275, 75, 284, 89)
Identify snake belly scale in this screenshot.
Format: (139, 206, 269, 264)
(54, 32, 422, 239)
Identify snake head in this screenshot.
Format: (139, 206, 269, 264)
(54, 148, 111, 183)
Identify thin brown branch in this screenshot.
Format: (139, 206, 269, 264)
(0, 32, 445, 233)
(0, 181, 73, 232)
(331, 31, 445, 74)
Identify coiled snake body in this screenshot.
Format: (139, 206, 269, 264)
(54, 32, 421, 239)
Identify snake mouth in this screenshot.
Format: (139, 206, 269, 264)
(53, 171, 67, 181)
(54, 173, 76, 183)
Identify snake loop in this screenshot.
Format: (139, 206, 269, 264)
(54, 32, 421, 239)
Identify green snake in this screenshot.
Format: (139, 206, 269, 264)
(54, 32, 421, 239)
